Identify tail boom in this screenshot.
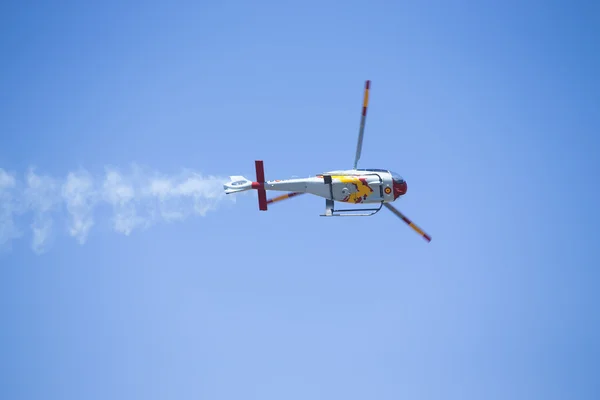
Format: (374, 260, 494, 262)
(223, 160, 319, 211)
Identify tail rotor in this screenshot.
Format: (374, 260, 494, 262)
(255, 160, 268, 211)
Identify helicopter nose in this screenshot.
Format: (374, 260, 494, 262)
(393, 180, 407, 199)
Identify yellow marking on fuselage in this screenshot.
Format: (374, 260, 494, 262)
(363, 89, 369, 107)
(331, 175, 373, 203)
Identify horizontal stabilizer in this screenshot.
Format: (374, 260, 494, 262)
(223, 176, 252, 194)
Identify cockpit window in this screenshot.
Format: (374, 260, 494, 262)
(390, 171, 404, 182)
(356, 168, 389, 172)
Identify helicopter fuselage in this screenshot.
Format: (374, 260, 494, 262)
(225, 168, 407, 204)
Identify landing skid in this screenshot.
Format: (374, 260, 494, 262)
(320, 199, 384, 217)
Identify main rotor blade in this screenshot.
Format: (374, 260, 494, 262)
(353, 80, 370, 170)
(384, 203, 431, 242)
(266, 192, 304, 205)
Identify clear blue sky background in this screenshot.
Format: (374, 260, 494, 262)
(1, 1, 599, 399)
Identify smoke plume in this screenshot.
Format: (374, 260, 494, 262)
(0, 165, 235, 254)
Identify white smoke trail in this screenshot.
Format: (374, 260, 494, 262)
(0, 168, 21, 252)
(24, 167, 62, 253)
(0, 165, 235, 254)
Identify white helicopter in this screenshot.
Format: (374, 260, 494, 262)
(224, 80, 431, 242)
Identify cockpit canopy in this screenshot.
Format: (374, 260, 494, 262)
(353, 168, 404, 185)
(355, 168, 404, 182)
(390, 171, 404, 183)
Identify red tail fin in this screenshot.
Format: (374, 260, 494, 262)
(255, 160, 268, 211)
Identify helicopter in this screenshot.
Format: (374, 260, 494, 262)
(223, 80, 431, 242)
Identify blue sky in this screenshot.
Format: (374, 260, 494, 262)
(1, 1, 599, 399)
